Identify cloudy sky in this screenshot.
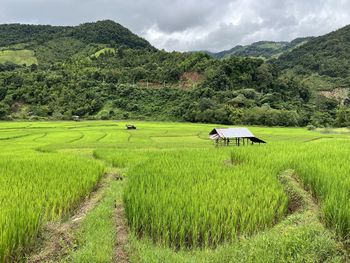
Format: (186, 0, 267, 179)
(1, 0, 350, 52)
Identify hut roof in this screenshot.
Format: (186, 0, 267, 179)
(209, 127, 266, 143)
(209, 128, 254, 138)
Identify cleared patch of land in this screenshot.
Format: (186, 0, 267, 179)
(92, 47, 116, 58)
(0, 49, 38, 65)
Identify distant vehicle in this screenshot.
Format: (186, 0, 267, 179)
(126, 124, 136, 130)
(72, 115, 80, 122)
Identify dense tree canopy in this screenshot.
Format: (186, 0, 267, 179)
(277, 25, 350, 80)
(0, 21, 348, 127)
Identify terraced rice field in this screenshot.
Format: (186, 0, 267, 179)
(0, 121, 349, 262)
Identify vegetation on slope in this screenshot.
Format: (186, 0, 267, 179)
(1, 49, 342, 127)
(0, 50, 37, 66)
(0, 20, 153, 64)
(0, 20, 152, 50)
(0, 21, 349, 127)
(276, 25, 350, 87)
(210, 38, 311, 59)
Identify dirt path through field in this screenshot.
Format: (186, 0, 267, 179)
(115, 203, 130, 263)
(279, 169, 318, 214)
(279, 170, 349, 259)
(26, 172, 116, 263)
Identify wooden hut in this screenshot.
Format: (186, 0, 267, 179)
(209, 127, 266, 146)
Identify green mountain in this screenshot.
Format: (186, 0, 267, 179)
(0, 20, 154, 64)
(0, 20, 349, 128)
(210, 38, 311, 59)
(276, 25, 350, 91)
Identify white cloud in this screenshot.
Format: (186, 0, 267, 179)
(1, 0, 350, 51)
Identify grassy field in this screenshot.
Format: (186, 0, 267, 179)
(0, 50, 38, 65)
(92, 47, 116, 58)
(0, 121, 349, 262)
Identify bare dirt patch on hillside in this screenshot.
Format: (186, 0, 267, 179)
(180, 71, 204, 88)
(320, 87, 349, 105)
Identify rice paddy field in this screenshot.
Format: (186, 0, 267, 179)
(0, 121, 349, 262)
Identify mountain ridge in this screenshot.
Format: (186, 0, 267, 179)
(0, 20, 153, 48)
(206, 37, 312, 59)
(0, 20, 154, 64)
(277, 24, 350, 78)
(0, 20, 349, 127)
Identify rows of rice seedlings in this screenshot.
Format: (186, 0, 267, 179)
(232, 141, 350, 242)
(290, 141, 350, 240)
(93, 148, 154, 169)
(124, 149, 288, 249)
(34, 130, 81, 143)
(0, 153, 104, 261)
(1, 121, 350, 257)
(0, 131, 32, 140)
(98, 130, 130, 143)
(123, 137, 350, 249)
(150, 135, 204, 144)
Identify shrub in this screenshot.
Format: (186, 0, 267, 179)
(306, 124, 316, 131)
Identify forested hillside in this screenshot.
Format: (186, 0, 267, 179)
(209, 38, 311, 59)
(276, 25, 350, 92)
(0, 20, 349, 127)
(0, 20, 153, 64)
(0, 20, 152, 49)
(277, 25, 350, 78)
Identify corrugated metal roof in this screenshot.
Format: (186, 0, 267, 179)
(210, 128, 255, 139)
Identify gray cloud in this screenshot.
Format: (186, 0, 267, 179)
(1, 0, 350, 51)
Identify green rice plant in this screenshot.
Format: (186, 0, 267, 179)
(0, 153, 104, 261)
(0, 120, 349, 259)
(124, 149, 289, 248)
(233, 142, 350, 241)
(123, 140, 350, 249)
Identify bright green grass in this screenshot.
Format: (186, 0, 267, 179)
(0, 50, 38, 65)
(93, 48, 116, 58)
(117, 141, 350, 250)
(129, 220, 345, 263)
(0, 121, 349, 262)
(259, 42, 285, 49)
(0, 153, 104, 261)
(124, 149, 288, 248)
(64, 177, 124, 262)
